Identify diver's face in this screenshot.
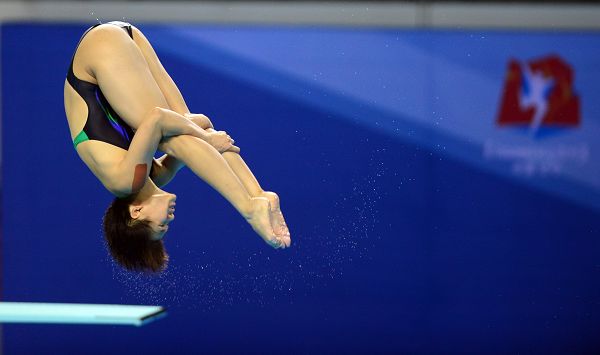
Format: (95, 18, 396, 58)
(131, 193, 177, 241)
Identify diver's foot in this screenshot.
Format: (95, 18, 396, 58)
(260, 191, 291, 248)
(246, 197, 284, 249)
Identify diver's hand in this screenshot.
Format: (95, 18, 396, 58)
(184, 113, 241, 154)
(206, 130, 235, 153)
(184, 113, 214, 130)
(226, 145, 241, 154)
(156, 108, 208, 140)
(206, 128, 240, 153)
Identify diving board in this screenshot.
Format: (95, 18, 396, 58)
(0, 302, 166, 326)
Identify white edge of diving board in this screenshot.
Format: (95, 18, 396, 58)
(0, 302, 167, 326)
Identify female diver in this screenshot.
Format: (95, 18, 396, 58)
(63, 21, 291, 272)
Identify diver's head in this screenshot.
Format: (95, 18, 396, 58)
(102, 191, 176, 273)
(129, 191, 177, 241)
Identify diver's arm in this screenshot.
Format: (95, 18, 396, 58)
(107, 107, 208, 196)
(149, 155, 185, 188)
(149, 112, 241, 186)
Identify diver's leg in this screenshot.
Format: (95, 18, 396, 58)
(76, 24, 283, 247)
(130, 25, 266, 198)
(219, 152, 263, 197)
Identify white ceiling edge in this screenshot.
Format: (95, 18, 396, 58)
(0, 1, 598, 30)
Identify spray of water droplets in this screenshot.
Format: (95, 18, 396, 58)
(106, 148, 389, 311)
(106, 246, 300, 312)
(316, 147, 388, 278)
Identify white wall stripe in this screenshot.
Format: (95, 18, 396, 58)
(0, 1, 598, 30)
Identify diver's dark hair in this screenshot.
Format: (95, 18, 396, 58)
(103, 195, 169, 273)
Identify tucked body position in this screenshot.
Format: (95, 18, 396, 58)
(64, 21, 291, 273)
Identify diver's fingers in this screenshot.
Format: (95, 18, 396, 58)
(227, 145, 241, 154)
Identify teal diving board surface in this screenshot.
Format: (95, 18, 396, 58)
(0, 302, 166, 326)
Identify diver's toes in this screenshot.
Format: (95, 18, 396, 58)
(268, 237, 282, 249)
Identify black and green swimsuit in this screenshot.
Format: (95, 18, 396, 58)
(67, 21, 135, 150)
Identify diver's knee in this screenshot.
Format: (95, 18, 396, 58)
(84, 23, 137, 65)
(89, 23, 132, 42)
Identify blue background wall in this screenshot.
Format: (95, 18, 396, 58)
(2, 23, 600, 353)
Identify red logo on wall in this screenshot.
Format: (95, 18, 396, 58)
(496, 55, 580, 133)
